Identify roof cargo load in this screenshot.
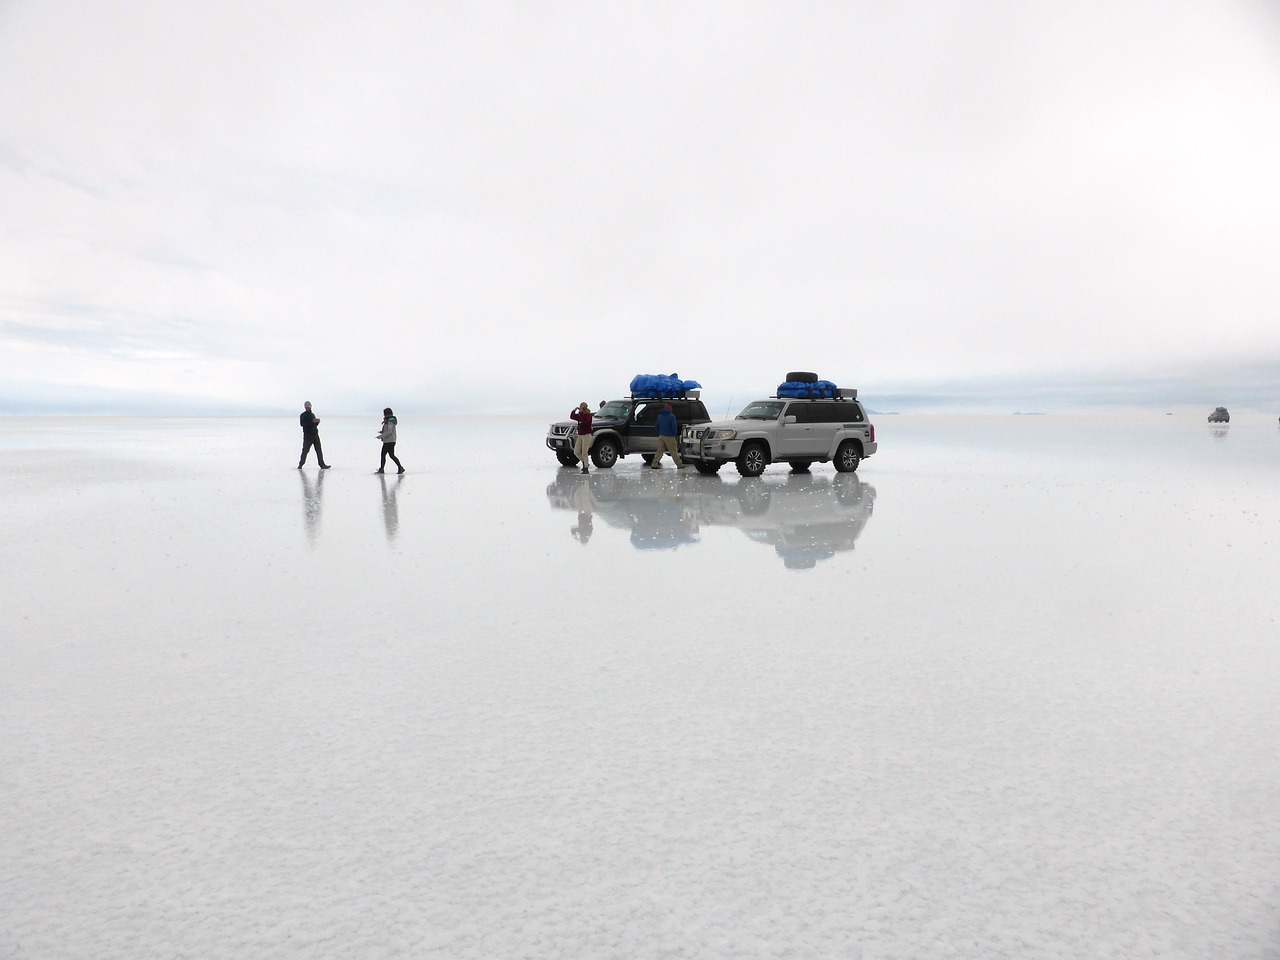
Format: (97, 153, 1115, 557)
(630, 373, 702, 398)
(777, 378, 839, 399)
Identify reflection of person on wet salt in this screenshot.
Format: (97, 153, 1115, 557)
(300, 466, 325, 544)
(629, 493, 697, 549)
(571, 476, 594, 544)
(379, 472, 402, 541)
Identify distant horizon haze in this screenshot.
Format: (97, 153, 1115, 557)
(3, 2, 1279, 415)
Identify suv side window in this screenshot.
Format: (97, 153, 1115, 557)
(816, 403, 863, 424)
(634, 403, 661, 426)
(788, 403, 815, 424)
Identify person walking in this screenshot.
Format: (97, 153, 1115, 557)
(650, 403, 686, 469)
(375, 407, 404, 474)
(570, 402, 593, 474)
(298, 401, 331, 468)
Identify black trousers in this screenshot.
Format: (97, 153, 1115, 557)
(299, 435, 326, 466)
(380, 442, 403, 470)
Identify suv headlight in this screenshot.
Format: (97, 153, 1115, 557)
(710, 428, 736, 440)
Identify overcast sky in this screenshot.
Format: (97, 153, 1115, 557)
(3, 0, 1279, 414)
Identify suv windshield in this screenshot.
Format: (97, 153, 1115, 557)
(736, 401, 784, 421)
(597, 401, 631, 420)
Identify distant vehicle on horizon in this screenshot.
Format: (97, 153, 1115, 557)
(1208, 407, 1230, 423)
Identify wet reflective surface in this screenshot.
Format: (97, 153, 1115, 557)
(546, 469, 876, 568)
(3, 413, 1280, 959)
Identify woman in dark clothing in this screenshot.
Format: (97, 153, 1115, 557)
(375, 407, 404, 474)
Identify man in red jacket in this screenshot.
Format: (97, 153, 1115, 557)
(569, 402, 593, 474)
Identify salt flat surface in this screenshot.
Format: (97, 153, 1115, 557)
(2, 413, 1279, 959)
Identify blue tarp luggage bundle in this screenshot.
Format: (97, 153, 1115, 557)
(629, 373, 702, 398)
(777, 379, 838, 398)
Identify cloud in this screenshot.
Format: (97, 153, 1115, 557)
(3, 0, 1280, 413)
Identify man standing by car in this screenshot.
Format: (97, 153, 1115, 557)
(570, 402, 593, 474)
(650, 403, 686, 469)
(298, 401, 331, 469)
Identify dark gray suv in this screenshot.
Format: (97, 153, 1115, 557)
(545, 394, 712, 469)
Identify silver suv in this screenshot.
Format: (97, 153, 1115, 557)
(679, 389, 877, 476)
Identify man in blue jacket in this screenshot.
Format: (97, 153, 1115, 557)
(650, 403, 686, 469)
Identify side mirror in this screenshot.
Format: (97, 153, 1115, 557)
(784, 415, 797, 424)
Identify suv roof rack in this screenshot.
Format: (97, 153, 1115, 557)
(630, 390, 700, 400)
(770, 389, 858, 400)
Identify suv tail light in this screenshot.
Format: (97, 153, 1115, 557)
(869, 424, 875, 443)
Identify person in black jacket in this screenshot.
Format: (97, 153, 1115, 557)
(298, 401, 331, 469)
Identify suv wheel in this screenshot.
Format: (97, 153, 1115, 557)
(833, 441, 861, 473)
(736, 442, 768, 477)
(789, 461, 812, 472)
(694, 461, 722, 476)
(555, 450, 579, 467)
(590, 437, 620, 469)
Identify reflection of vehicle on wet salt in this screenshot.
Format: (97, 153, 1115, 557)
(545, 471, 876, 567)
(545, 471, 700, 550)
(721, 473, 877, 569)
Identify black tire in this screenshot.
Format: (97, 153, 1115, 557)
(694, 461, 722, 476)
(640, 454, 653, 465)
(789, 461, 812, 472)
(590, 437, 620, 469)
(555, 449, 579, 467)
(785, 371, 819, 383)
(833, 441, 861, 473)
(736, 442, 769, 477)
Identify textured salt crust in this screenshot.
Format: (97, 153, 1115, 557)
(3, 415, 1279, 959)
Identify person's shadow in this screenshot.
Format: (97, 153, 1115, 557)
(300, 468, 325, 545)
(380, 472, 403, 542)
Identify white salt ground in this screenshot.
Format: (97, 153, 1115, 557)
(2, 412, 1278, 959)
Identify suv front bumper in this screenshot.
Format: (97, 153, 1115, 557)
(679, 430, 741, 463)
(546, 429, 577, 453)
